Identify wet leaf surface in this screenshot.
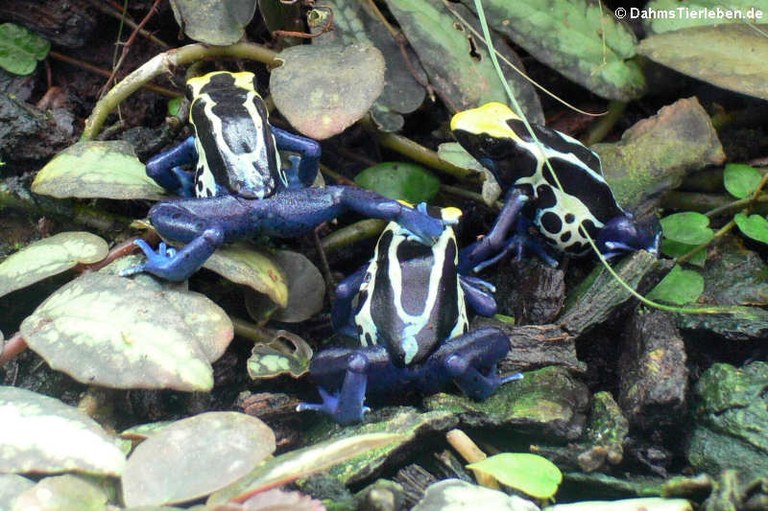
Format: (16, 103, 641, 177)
(21, 272, 233, 391)
(0, 387, 125, 475)
(267, 250, 325, 323)
(12, 474, 110, 511)
(203, 244, 289, 308)
(413, 479, 539, 511)
(384, 0, 543, 118)
(208, 433, 405, 504)
(169, 0, 257, 45)
(0, 474, 34, 510)
(31, 141, 165, 200)
(0, 232, 108, 299)
(271, 43, 385, 140)
(461, 0, 645, 101)
(638, 24, 768, 101)
(122, 412, 275, 507)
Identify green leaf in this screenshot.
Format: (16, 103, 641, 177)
(271, 43, 385, 140)
(638, 24, 768, 102)
(660, 239, 707, 267)
(168, 0, 257, 45)
(724, 163, 763, 199)
(384, 0, 544, 118)
(32, 141, 165, 200)
(355, 162, 440, 203)
(647, 264, 704, 305)
(20, 272, 234, 391)
(203, 244, 289, 308)
(0, 386, 125, 475)
(735, 212, 768, 245)
(467, 452, 562, 499)
(122, 412, 275, 507)
(462, 0, 646, 101)
(660, 212, 713, 245)
(13, 475, 110, 511)
(247, 330, 313, 379)
(0, 23, 50, 76)
(0, 232, 108, 299)
(645, 0, 768, 34)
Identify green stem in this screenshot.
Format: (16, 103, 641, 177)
(320, 218, 386, 253)
(584, 101, 626, 146)
(81, 43, 279, 140)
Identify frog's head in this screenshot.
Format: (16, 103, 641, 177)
(596, 214, 661, 259)
(450, 103, 525, 167)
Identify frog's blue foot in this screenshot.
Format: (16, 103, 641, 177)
(459, 275, 497, 317)
(122, 228, 223, 281)
(297, 352, 371, 425)
(438, 327, 518, 400)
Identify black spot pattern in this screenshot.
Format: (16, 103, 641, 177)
(560, 232, 571, 242)
(540, 212, 562, 234)
(565, 213, 575, 223)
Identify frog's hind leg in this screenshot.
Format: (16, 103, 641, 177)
(439, 327, 521, 400)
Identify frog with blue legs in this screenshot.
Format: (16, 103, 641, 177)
(450, 102, 660, 272)
(123, 71, 446, 281)
(298, 207, 522, 425)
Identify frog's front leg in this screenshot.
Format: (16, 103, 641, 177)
(331, 266, 368, 336)
(297, 348, 378, 425)
(434, 327, 521, 400)
(273, 127, 321, 189)
(145, 136, 197, 197)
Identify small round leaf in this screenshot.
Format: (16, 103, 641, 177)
(122, 412, 275, 507)
(169, 0, 257, 45)
(467, 453, 562, 500)
(647, 264, 704, 305)
(268, 251, 325, 323)
(660, 212, 713, 245)
(0, 232, 108, 299)
(724, 163, 762, 199)
(271, 43, 385, 140)
(735, 212, 768, 245)
(355, 162, 440, 203)
(0, 23, 50, 75)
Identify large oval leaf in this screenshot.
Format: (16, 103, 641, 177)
(660, 212, 713, 245)
(271, 43, 385, 140)
(735, 212, 768, 245)
(461, 0, 646, 101)
(638, 24, 768, 101)
(0, 387, 125, 475)
(0, 232, 108, 299)
(169, 0, 257, 45)
(32, 141, 165, 200)
(20, 272, 233, 391)
(122, 412, 275, 507)
(268, 250, 325, 323)
(647, 264, 704, 305)
(724, 163, 762, 199)
(384, 0, 544, 117)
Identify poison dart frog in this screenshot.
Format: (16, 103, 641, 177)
(451, 102, 660, 271)
(123, 71, 446, 281)
(298, 207, 521, 425)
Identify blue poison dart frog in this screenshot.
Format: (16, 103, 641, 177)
(297, 207, 522, 425)
(451, 102, 660, 271)
(122, 71, 446, 281)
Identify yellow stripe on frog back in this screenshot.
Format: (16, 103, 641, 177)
(450, 102, 522, 140)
